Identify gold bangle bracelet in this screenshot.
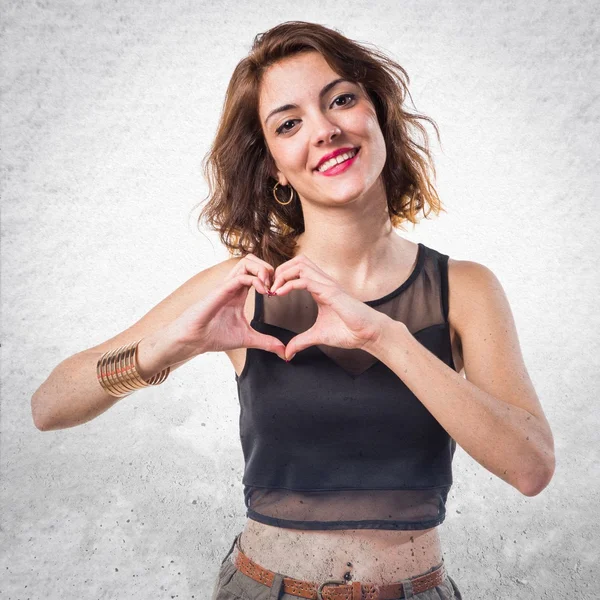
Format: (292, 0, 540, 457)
(110, 342, 134, 395)
(119, 341, 141, 393)
(98, 347, 120, 397)
(100, 344, 130, 397)
(97, 339, 171, 398)
(100, 341, 142, 397)
(104, 345, 126, 396)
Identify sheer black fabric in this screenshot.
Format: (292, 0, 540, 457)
(234, 242, 458, 530)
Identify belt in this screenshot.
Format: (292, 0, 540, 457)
(233, 544, 446, 600)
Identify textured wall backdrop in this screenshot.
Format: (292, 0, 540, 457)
(1, 1, 599, 598)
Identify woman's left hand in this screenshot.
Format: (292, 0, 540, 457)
(267, 254, 390, 361)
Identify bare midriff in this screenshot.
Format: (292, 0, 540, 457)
(231, 518, 443, 585)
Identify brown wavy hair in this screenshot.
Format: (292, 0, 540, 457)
(196, 21, 445, 268)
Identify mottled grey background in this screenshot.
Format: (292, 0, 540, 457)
(1, 1, 598, 598)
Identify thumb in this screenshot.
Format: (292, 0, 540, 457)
(247, 332, 287, 361)
(284, 333, 313, 362)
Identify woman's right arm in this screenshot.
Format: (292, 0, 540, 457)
(31, 258, 243, 432)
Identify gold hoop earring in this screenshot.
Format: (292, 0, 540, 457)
(273, 182, 295, 206)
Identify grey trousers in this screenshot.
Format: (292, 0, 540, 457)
(211, 532, 463, 600)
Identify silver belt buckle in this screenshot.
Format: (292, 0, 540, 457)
(317, 578, 346, 600)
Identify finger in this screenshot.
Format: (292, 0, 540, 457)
(239, 254, 275, 288)
(284, 330, 318, 361)
(222, 273, 269, 297)
(271, 264, 328, 294)
(247, 274, 269, 295)
(271, 257, 303, 290)
(271, 276, 332, 300)
(272, 255, 331, 291)
(232, 260, 269, 289)
(246, 332, 287, 361)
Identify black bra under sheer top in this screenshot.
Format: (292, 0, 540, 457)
(234, 242, 458, 530)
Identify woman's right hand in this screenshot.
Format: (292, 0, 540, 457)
(162, 254, 287, 364)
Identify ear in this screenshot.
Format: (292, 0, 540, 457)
(265, 151, 289, 186)
(270, 165, 289, 187)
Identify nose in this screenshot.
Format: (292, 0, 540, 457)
(311, 113, 342, 146)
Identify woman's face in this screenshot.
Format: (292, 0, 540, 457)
(258, 51, 387, 206)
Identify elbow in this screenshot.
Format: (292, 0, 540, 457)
(31, 395, 51, 431)
(518, 453, 556, 497)
(31, 408, 46, 432)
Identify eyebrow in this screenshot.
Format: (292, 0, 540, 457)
(264, 78, 352, 126)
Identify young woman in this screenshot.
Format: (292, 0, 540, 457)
(32, 21, 555, 600)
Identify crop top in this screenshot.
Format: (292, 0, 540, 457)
(234, 241, 458, 530)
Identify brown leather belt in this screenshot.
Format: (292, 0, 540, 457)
(233, 544, 446, 600)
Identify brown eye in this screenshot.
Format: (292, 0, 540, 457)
(275, 119, 299, 135)
(331, 93, 356, 107)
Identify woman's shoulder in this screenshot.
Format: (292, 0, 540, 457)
(446, 254, 508, 338)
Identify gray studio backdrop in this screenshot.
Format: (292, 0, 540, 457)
(2, 1, 598, 599)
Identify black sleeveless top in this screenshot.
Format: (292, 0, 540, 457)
(234, 242, 458, 530)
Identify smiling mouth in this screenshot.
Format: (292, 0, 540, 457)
(314, 147, 360, 173)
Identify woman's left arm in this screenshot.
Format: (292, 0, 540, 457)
(365, 259, 555, 497)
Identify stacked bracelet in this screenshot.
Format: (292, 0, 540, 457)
(96, 339, 170, 398)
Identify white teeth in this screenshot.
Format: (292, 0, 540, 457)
(317, 148, 358, 172)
